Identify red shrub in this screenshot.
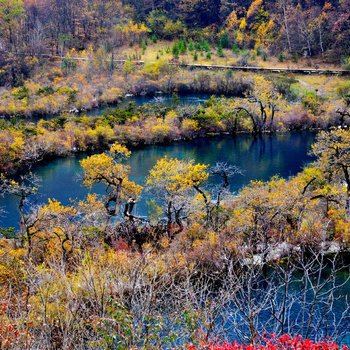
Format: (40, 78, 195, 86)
(187, 334, 349, 350)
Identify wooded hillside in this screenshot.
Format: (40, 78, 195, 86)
(1, 0, 349, 64)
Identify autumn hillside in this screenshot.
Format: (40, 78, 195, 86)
(1, 0, 350, 349)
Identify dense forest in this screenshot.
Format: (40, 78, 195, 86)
(1, 0, 350, 349)
(3, 0, 350, 55)
(0, 0, 350, 86)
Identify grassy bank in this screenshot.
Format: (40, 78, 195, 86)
(0, 44, 348, 118)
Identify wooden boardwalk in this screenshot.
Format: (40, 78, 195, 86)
(173, 63, 350, 76)
(35, 54, 350, 76)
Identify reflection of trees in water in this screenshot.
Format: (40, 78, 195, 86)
(248, 134, 293, 166)
(248, 135, 267, 162)
(1, 134, 316, 228)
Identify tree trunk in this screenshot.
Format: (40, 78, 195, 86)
(166, 200, 173, 235)
(282, 4, 292, 53)
(19, 192, 26, 238)
(318, 26, 324, 56)
(342, 165, 350, 220)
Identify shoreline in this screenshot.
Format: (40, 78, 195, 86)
(9, 129, 320, 178)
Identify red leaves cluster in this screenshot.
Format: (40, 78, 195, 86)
(188, 334, 350, 350)
(0, 324, 22, 349)
(0, 303, 31, 349)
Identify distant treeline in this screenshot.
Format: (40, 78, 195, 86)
(1, 0, 349, 61)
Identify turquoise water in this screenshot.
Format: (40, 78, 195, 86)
(0, 132, 316, 228)
(85, 93, 212, 116)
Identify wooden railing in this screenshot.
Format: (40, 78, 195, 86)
(18, 53, 350, 76)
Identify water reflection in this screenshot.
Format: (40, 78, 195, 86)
(0, 132, 316, 228)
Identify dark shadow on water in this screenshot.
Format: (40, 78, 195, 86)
(0, 132, 317, 228)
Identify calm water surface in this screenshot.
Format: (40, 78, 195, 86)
(0, 132, 316, 228)
(85, 93, 212, 116)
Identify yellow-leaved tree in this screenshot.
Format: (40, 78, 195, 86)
(233, 75, 285, 133)
(312, 129, 350, 220)
(80, 143, 142, 217)
(335, 81, 350, 127)
(0, 128, 25, 173)
(0, 173, 40, 257)
(146, 157, 209, 236)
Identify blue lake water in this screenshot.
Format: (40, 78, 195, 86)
(85, 93, 213, 116)
(0, 132, 316, 228)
